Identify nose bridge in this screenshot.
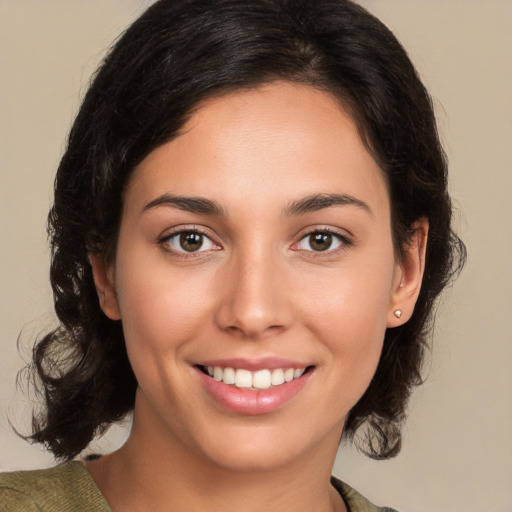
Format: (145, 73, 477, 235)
(215, 240, 291, 337)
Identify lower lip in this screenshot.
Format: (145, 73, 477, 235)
(196, 367, 312, 415)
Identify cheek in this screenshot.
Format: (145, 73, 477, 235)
(300, 260, 394, 339)
(297, 257, 394, 393)
(314, 285, 387, 372)
(114, 257, 215, 371)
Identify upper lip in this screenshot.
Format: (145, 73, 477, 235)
(195, 357, 311, 371)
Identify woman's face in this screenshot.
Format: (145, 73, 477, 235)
(94, 82, 418, 471)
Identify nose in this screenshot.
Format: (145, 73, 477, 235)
(214, 248, 293, 339)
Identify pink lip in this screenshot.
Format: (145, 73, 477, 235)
(195, 365, 313, 415)
(196, 357, 309, 371)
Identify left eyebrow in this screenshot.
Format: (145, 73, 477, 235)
(142, 193, 227, 217)
(284, 193, 373, 217)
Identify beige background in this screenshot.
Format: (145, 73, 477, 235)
(1, 1, 511, 511)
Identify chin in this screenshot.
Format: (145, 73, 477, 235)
(188, 419, 336, 474)
(203, 442, 301, 473)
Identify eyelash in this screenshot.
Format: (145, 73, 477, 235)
(294, 228, 353, 256)
(157, 226, 353, 258)
(158, 227, 220, 259)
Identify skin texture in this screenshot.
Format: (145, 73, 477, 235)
(88, 82, 427, 512)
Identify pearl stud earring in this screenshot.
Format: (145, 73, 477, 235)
(394, 309, 402, 318)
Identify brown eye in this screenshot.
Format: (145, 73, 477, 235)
(297, 230, 344, 252)
(309, 232, 333, 251)
(164, 230, 217, 253)
(180, 232, 204, 252)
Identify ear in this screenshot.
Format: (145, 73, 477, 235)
(387, 219, 429, 327)
(89, 253, 121, 320)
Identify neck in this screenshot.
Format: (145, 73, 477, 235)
(85, 393, 346, 512)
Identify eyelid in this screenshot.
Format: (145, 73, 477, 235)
(156, 224, 352, 258)
(292, 226, 353, 254)
(158, 225, 222, 256)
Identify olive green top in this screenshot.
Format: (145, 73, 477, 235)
(0, 461, 398, 512)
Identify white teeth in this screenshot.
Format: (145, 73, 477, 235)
(223, 367, 235, 385)
(206, 365, 307, 389)
(271, 368, 285, 386)
(284, 368, 294, 382)
(213, 366, 223, 381)
(252, 369, 272, 389)
(235, 369, 253, 388)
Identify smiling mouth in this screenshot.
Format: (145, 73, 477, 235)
(197, 365, 314, 390)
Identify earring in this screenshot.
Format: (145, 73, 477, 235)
(394, 309, 402, 318)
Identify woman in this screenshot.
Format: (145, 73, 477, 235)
(0, 0, 464, 510)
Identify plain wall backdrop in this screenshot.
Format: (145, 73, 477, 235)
(1, 1, 511, 511)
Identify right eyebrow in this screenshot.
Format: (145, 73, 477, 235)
(284, 192, 373, 218)
(142, 193, 227, 217)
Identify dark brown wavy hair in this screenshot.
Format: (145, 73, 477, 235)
(26, 0, 465, 460)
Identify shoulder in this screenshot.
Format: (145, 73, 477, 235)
(331, 476, 400, 512)
(0, 461, 111, 512)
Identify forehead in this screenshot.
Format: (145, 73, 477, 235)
(126, 82, 389, 219)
